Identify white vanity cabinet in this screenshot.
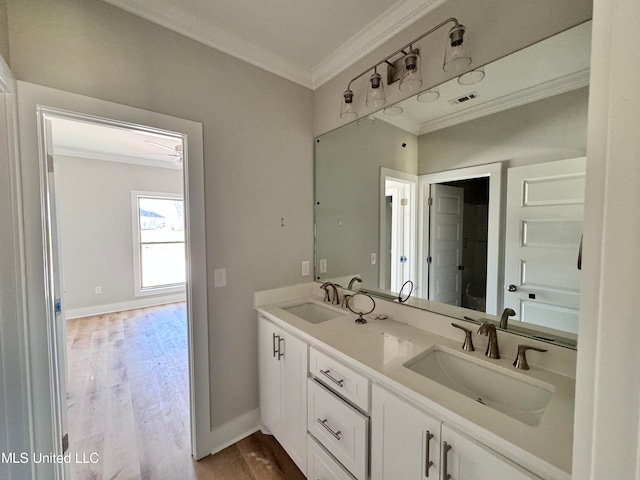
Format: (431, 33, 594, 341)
(258, 316, 308, 475)
(371, 384, 542, 480)
(371, 384, 442, 480)
(441, 425, 541, 480)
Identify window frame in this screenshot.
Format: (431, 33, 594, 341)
(131, 190, 186, 297)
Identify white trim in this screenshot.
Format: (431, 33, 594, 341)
(209, 408, 261, 455)
(0, 55, 36, 479)
(65, 294, 187, 320)
(101, 0, 442, 90)
(16, 82, 211, 476)
(418, 162, 503, 315)
(131, 190, 186, 297)
(55, 147, 181, 169)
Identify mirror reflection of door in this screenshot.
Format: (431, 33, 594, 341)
(379, 168, 417, 294)
(504, 157, 586, 334)
(425, 179, 489, 310)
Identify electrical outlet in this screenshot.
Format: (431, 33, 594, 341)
(319, 259, 327, 273)
(371, 253, 377, 265)
(301, 260, 310, 276)
(94, 286, 102, 295)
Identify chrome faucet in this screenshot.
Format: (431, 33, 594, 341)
(348, 276, 363, 290)
(477, 321, 500, 359)
(321, 282, 340, 305)
(499, 308, 516, 329)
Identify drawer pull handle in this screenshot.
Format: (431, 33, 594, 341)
(317, 418, 341, 440)
(425, 430, 434, 477)
(319, 369, 344, 387)
(442, 442, 452, 480)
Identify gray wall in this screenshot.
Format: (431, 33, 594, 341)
(6, 0, 314, 429)
(418, 87, 589, 174)
(0, 0, 8, 62)
(313, 0, 592, 136)
(55, 155, 184, 312)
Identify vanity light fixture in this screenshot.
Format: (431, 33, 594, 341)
(339, 17, 470, 119)
(383, 105, 403, 116)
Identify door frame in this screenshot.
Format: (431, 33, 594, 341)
(418, 163, 503, 314)
(16, 82, 211, 478)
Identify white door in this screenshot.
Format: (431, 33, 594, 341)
(504, 158, 586, 334)
(258, 317, 281, 437)
(428, 184, 464, 305)
(41, 116, 70, 467)
(371, 385, 441, 480)
(441, 425, 539, 479)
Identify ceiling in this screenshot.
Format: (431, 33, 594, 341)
(100, 0, 444, 89)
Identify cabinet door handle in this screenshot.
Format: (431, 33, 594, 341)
(272, 333, 279, 358)
(319, 369, 344, 387)
(442, 442, 452, 480)
(277, 337, 284, 360)
(317, 418, 341, 440)
(425, 430, 434, 477)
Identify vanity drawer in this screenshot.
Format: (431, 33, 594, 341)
(307, 434, 356, 480)
(308, 379, 368, 480)
(309, 347, 369, 412)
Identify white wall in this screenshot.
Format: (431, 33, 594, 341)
(417, 87, 588, 174)
(6, 0, 314, 447)
(0, 0, 8, 62)
(54, 155, 184, 316)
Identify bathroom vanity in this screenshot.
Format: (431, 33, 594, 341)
(255, 284, 575, 480)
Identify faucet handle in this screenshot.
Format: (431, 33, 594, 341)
(513, 344, 548, 370)
(451, 323, 475, 351)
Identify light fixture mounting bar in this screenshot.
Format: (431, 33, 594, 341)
(345, 17, 461, 92)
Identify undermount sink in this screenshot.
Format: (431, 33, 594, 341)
(404, 346, 554, 426)
(283, 300, 344, 324)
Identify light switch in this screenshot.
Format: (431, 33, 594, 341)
(319, 259, 327, 273)
(214, 268, 227, 288)
(301, 260, 310, 276)
(371, 253, 377, 265)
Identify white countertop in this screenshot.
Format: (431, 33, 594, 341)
(256, 292, 575, 480)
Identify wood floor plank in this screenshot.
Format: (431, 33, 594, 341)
(65, 303, 304, 480)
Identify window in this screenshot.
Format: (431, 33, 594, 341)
(132, 192, 185, 296)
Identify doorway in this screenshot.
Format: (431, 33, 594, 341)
(41, 109, 194, 477)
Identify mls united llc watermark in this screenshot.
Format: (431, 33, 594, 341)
(1, 451, 99, 464)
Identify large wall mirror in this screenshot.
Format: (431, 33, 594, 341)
(315, 21, 591, 349)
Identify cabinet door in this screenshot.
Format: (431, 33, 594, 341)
(258, 317, 281, 437)
(441, 425, 541, 479)
(279, 331, 308, 475)
(371, 385, 441, 480)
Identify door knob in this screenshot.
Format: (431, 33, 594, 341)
(507, 284, 517, 292)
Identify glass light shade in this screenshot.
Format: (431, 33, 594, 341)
(444, 25, 471, 73)
(383, 105, 403, 116)
(417, 87, 440, 103)
(366, 72, 386, 108)
(399, 50, 423, 93)
(458, 67, 485, 85)
(340, 90, 358, 120)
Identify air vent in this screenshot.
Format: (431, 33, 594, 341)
(449, 91, 479, 105)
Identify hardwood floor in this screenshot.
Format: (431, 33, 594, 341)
(65, 303, 305, 480)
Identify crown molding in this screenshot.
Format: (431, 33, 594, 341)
(418, 69, 591, 135)
(311, 0, 443, 89)
(103, 0, 444, 91)
(54, 149, 180, 170)
(101, 0, 314, 88)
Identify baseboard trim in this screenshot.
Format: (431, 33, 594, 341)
(209, 408, 261, 456)
(65, 294, 186, 319)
